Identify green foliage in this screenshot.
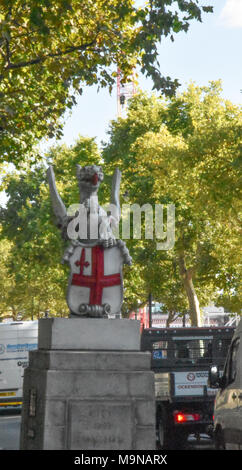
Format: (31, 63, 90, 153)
(0, 0, 213, 165)
(0, 136, 102, 319)
(1, 83, 240, 322)
(0, 237, 15, 318)
(102, 82, 242, 321)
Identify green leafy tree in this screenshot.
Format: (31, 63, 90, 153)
(0, 0, 212, 165)
(0, 136, 102, 319)
(102, 82, 241, 325)
(0, 237, 16, 319)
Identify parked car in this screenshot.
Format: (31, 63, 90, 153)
(208, 318, 242, 449)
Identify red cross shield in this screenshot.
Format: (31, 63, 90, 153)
(67, 244, 123, 316)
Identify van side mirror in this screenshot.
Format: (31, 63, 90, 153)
(208, 365, 221, 388)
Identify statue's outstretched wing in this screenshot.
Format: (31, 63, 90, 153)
(111, 168, 121, 220)
(76, 164, 82, 182)
(47, 165, 67, 227)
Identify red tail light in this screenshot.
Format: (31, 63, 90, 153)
(173, 411, 201, 424)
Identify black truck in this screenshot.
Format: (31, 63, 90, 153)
(141, 326, 234, 449)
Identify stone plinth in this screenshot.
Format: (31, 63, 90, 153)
(38, 318, 140, 351)
(20, 318, 156, 450)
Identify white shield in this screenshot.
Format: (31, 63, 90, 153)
(67, 244, 123, 316)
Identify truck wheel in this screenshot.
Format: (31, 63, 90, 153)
(157, 409, 175, 449)
(158, 420, 187, 449)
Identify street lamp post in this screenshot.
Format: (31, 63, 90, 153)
(148, 293, 152, 328)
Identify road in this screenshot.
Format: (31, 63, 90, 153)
(186, 434, 215, 450)
(0, 409, 214, 450)
(0, 408, 21, 450)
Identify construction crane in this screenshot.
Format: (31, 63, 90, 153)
(117, 67, 136, 118)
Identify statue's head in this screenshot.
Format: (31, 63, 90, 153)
(76, 165, 104, 192)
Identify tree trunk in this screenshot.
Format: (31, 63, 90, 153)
(166, 310, 174, 327)
(166, 310, 185, 327)
(11, 306, 17, 321)
(178, 256, 202, 327)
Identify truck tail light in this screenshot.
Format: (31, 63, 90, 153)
(173, 411, 201, 424)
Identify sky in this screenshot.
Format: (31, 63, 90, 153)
(42, 0, 242, 151)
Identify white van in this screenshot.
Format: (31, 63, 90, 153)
(0, 321, 38, 407)
(209, 318, 242, 449)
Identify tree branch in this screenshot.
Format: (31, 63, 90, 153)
(4, 39, 98, 71)
(5, 38, 11, 67)
(178, 254, 194, 280)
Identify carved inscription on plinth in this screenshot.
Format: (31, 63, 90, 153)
(68, 401, 133, 450)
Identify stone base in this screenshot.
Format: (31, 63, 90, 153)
(38, 318, 141, 351)
(20, 319, 156, 450)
